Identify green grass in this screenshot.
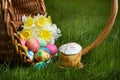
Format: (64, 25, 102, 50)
(0, 0, 120, 80)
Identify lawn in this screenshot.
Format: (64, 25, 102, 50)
(0, 0, 120, 80)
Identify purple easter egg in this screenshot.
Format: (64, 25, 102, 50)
(46, 43, 58, 55)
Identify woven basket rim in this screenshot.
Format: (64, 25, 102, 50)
(0, 0, 46, 64)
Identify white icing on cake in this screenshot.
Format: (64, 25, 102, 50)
(59, 42, 82, 55)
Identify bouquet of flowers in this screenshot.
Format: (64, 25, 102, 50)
(19, 14, 61, 69)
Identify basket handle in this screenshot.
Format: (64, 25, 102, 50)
(82, 0, 118, 55)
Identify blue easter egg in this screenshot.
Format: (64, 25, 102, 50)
(40, 46, 50, 54)
(37, 38, 47, 47)
(28, 50, 34, 60)
(34, 61, 47, 69)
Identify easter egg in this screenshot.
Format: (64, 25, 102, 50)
(37, 38, 47, 47)
(27, 50, 34, 60)
(20, 38, 26, 45)
(46, 43, 58, 55)
(35, 50, 50, 62)
(34, 61, 47, 69)
(25, 38, 40, 52)
(40, 46, 50, 54)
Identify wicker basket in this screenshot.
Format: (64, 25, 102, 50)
(0, 0, 46, 64)
(0, 0, 118, 65)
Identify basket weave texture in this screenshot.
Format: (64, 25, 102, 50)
(0, 0, 46, 64)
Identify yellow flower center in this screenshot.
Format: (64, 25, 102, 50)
(24, 17, 34, 27)
(35, 16, 46, 27)
(35, 16, 52, 27)
(38, 30, 52, 41)
(20, 29, 32, 40)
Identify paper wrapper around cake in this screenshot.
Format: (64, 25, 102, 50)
(58, 42, 83, 68)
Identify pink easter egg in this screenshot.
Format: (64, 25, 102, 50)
(20, 38, 26, 45)
(46, 43, 58, 55)
(25, 38, 40, 52)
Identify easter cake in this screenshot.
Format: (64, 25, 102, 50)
(58, 42, 83, 68)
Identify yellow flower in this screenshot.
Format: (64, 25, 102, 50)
(24, 17, 34, 27)
(46, 16, 52, 25)
(20, 29, 32, 40)
(38, 29, 52, 41)
(35, 16, 52, 27)
(35, 16, 46, 27)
